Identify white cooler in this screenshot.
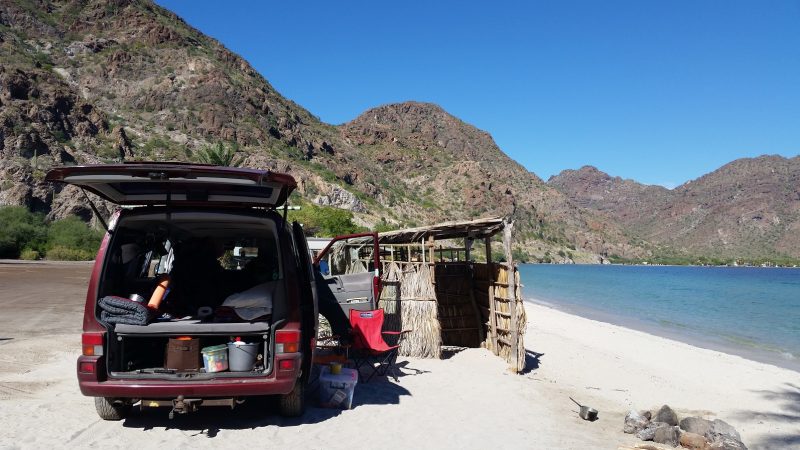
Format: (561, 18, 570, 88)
(318, 366, 358, 409)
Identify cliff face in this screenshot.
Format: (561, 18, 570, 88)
(548, 156, 800, 260)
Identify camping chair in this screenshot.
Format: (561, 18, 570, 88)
(349, 309, 410, 382)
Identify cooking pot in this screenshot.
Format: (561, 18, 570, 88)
(570, 397, 598, 421)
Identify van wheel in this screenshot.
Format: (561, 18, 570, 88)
(95, 397, 132, 421)
(278, 381, 306, 417)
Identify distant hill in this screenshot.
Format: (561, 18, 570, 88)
(0, 0, 636, 263)
(0, 0, 795, 264)
(548, 156, 800, 262)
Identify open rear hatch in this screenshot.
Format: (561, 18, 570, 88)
(45, 162, 297, 207)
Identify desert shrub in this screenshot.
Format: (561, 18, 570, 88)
(196, 142, 242, 166)
(45, 245, 96, 261)
(19, 248, 41, 260)
(288, 203, 364, 237)
(0, 206, 47, 258)
(46, 216, 103, 258)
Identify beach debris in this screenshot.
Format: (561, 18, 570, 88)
(636, 421, 669, 441)
(679, 417, 745, 449)
(617, 443, 676, 450)
(625, 408, 746, 450)
(679, 431, 709, 450)
(707, 436, 748, 450)
(653, 425, 681, 447)
(654, 404, 679, 426)
(624, 409, 651, 434)
(679, 417, 713, 437)
(708, 419, 741, 442)
(569, 396, 599, 421)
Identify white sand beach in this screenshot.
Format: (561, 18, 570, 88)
(0, 263, 797, 449)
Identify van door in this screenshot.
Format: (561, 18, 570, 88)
(291, 221, 318, 379)
(313, 233, 380, 317)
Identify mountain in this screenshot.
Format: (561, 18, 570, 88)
(548, 156, 800, 262)
(0, 0, 638, 262)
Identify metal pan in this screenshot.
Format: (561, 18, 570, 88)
(570, 397, 599, 421)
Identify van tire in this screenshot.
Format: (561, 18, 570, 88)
(278, 381, 306, 417)
(95, 397, 132, 421)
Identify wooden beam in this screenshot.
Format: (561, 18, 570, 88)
(484, 237, 492, 263)
(488, 263, 498, 355)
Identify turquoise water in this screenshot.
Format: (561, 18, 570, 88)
(519, 264, 800, 372)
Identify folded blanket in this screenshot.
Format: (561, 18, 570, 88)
(99, 296, 152, 326)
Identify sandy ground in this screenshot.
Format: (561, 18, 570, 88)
(0, 262, 797, 449)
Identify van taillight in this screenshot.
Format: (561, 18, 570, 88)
(373, 269, 381, 300)
(275, 330, 300, 353)
(82, 333, 104, 356)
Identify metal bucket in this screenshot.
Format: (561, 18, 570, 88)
(227, 342, 259, 372)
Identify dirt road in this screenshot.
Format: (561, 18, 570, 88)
(0, 261, 91, 338)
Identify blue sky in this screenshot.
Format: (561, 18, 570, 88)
(156, 0, 799, 188)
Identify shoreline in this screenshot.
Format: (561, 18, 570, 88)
(524, 296, 800, 373)
(523, 301, 800, 449)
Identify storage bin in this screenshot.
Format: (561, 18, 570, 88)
(201, 344, 229, 372)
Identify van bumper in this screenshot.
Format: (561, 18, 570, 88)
(78, 354, 302, 398)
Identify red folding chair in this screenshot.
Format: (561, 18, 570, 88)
(349, 309, 410, 382)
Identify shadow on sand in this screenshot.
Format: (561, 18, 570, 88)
(732, 382, 800, 449)
(121, 364, 420, 436)
(520, 349, 544, 375)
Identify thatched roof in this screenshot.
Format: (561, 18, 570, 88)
(371, 217, 507, 244)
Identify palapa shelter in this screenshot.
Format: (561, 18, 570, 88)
(348, 217, 527, 373)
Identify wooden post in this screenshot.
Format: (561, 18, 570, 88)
(484, 237, 497, 351)
(502, 220, 519, 372)
(428, 235, 436, 288)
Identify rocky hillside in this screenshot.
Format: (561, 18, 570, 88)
(548, 156, 800, 261)
(0, 0, 642, 262)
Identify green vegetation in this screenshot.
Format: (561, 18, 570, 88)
(0, 206, 102, 260)
(287, 201, 365, 237)
(46, 217, 103, 260)
(374, 218, 397, 233)
(0, 207, 47, 259)
(196, 142, 242, 166)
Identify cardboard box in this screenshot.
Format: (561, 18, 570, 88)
(165, 338, 201, 370)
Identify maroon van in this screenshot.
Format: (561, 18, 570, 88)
(46, 163, 329, 420)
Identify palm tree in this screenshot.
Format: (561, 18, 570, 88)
(196, 142, 242, 167)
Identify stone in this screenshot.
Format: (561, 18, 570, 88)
(636, 421, 670, 441)
(654, 405, 679, 426)
(710, 419, 741, 442)
(639, 410, 653, 421)
(679, 431, 709, 450)
(680, 417, 713, 437)
(707, 437, 748, 450)
(654, 425, 681, 447)
(624, 409, 651, 434)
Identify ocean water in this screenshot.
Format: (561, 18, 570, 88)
(519, 264, 800, 372)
